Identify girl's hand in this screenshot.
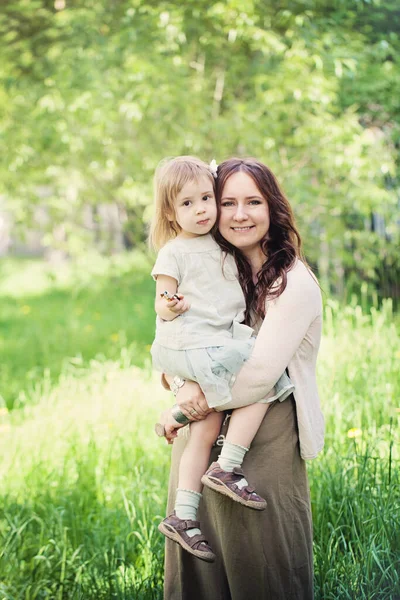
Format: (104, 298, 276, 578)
(158, 408, 184, 444)
(176, 380, 212, 420)
(166, 294, 191, 316)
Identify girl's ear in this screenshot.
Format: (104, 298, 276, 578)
(166, 212, 174, 222)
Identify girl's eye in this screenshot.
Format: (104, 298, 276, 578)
(202, 195, 211, 201)
(183, 200, 191, 207)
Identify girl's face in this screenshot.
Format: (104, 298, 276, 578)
(170, 175, 217, 239)
(218, 171, 270, 253)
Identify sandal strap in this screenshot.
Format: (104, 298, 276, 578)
(187, 533, 210, 550)
(230, 467, 255, 494)
(232, 467, 246, 477)
(173, 519, 201, 531)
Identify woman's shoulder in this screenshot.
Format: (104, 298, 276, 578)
(262, 260, 322, 321)
(287, 259, 319, 289)
(284, 260, 322, 313)
(268, 259, 321, 309)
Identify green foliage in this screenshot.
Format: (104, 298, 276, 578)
(0, 1, 399, 295)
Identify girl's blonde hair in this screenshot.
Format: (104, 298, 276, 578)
(149, 156, 215, 251)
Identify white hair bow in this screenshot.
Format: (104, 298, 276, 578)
(209, 159, 218, 179)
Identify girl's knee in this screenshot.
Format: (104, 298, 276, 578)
(190, 414, 222, 445)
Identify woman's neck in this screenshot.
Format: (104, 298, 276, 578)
(243, 246, 267, 283)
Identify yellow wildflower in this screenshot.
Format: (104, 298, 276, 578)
(84, 324, 93, 333)
(110, 333, 119, 342)
(94, 312, 101, 320)
(347, 428, 362, 439)
(21, 305, 31, 315)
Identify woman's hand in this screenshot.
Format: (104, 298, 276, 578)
(175, 380, 212, 420)
(157, 407, 184, 444)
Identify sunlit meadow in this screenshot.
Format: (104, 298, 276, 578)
(0, 256, 398, 599)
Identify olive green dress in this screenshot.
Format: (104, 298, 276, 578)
(163, 397, 314, 600)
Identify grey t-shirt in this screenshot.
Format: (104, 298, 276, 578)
(151, 234, 253, 350)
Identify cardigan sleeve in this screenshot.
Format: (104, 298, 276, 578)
(218, 262, 321, 410)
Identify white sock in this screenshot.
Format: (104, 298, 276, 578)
(218, 441, 249, 489)
(174, 489, 202, 538)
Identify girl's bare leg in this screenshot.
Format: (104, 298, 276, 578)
(201, 404, 271, 507)
(164, 411, 224, 542)
(225, 403, 270, 448)
(178, 411, 224, 492)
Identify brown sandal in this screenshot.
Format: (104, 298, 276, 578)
(201, 462, 267, 510)
(158, 512, 216, 562)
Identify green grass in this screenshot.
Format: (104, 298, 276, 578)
(0, 253, 156, 409)
(0, 257, 399, 599)
(310, 299, 399, 599)
(0, 361, 167, 599)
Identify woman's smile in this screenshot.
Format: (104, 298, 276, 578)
(230, 225, 255, 232)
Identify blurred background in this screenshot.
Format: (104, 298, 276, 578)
(1, 0, 400, 299)
(0, 2, 399, 599)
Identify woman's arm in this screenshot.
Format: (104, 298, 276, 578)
(162, 374, 211, 419)
(223, 263, 321, 409)
(171, 264, 321, 412)
(157, 378, 211, 443)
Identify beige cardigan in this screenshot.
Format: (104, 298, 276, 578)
(220, 259, 324, 460)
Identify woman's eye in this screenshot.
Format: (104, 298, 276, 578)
(249, 200, 261, 205)
(221, 201, 234, 207)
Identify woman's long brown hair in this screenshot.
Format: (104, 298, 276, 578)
(214, 158, 304, 325)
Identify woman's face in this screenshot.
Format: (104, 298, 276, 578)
(218, 171, 270, 253)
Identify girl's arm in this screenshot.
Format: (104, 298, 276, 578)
(154, 274, 190, 321)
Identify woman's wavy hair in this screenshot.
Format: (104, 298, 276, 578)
(214, 157, 305, 325)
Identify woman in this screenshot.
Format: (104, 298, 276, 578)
(158, 157, 324, 600)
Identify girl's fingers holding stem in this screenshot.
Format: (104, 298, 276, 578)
(167, 298, 179, 309)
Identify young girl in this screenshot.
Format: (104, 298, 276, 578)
(149, 156, 293, 562)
